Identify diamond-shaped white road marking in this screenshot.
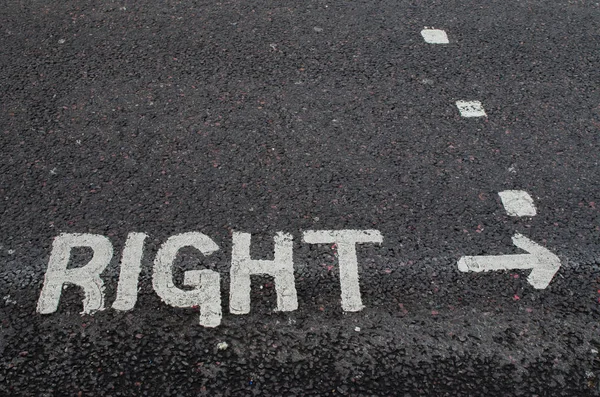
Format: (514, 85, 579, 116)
(455, 100, 487, 118)
(498, 190, 537, 217)
(420, 29, 449, 44)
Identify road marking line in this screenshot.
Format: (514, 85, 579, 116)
(455, 100, 487, 117)
(457, 233, 561, 289)
(420, 28, 449, 44)
(498, 190, 537, 217)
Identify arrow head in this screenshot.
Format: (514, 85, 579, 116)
(511, 233, 561, 289)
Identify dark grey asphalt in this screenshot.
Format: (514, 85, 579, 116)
(1, 0, 600, 395)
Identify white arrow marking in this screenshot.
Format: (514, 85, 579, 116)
(457, 233, 561, 289)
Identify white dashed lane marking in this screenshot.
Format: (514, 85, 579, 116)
(420, 28, 487, 118)
(420, 28, 449, 44)
(498, 190, 537, 217)
(455, 100, 487, 118)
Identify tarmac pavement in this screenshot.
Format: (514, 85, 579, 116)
(1, 0, 600, 395)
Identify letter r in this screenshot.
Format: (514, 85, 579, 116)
(37, 233, 113, 314)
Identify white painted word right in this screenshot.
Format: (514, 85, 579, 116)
(37, 229, 383, 327)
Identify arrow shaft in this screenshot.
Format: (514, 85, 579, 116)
(460, 254, 537, 272)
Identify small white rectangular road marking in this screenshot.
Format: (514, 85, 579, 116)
(420, 29, 449, 44)
(498, 190, 537, 217)
(455, 100, 487, 118)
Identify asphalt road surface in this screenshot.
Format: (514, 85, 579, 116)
(1, 0, 600, 395)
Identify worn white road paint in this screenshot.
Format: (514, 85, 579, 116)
(37, 233, 113, 314)
(4, 295, 17, 305)
(183, 268, 221, 327)
(112, 232, 147, 311)
(420, 28, 449, 44)
(302, 230, 383, 312)
(229, 232, 297, 315)
(457, 233, 561, 289)
(498, 190, 537, 217)
(152, 232, 221, 327)
(217, 341, 229, 350)
(455, 100, 487, 117)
